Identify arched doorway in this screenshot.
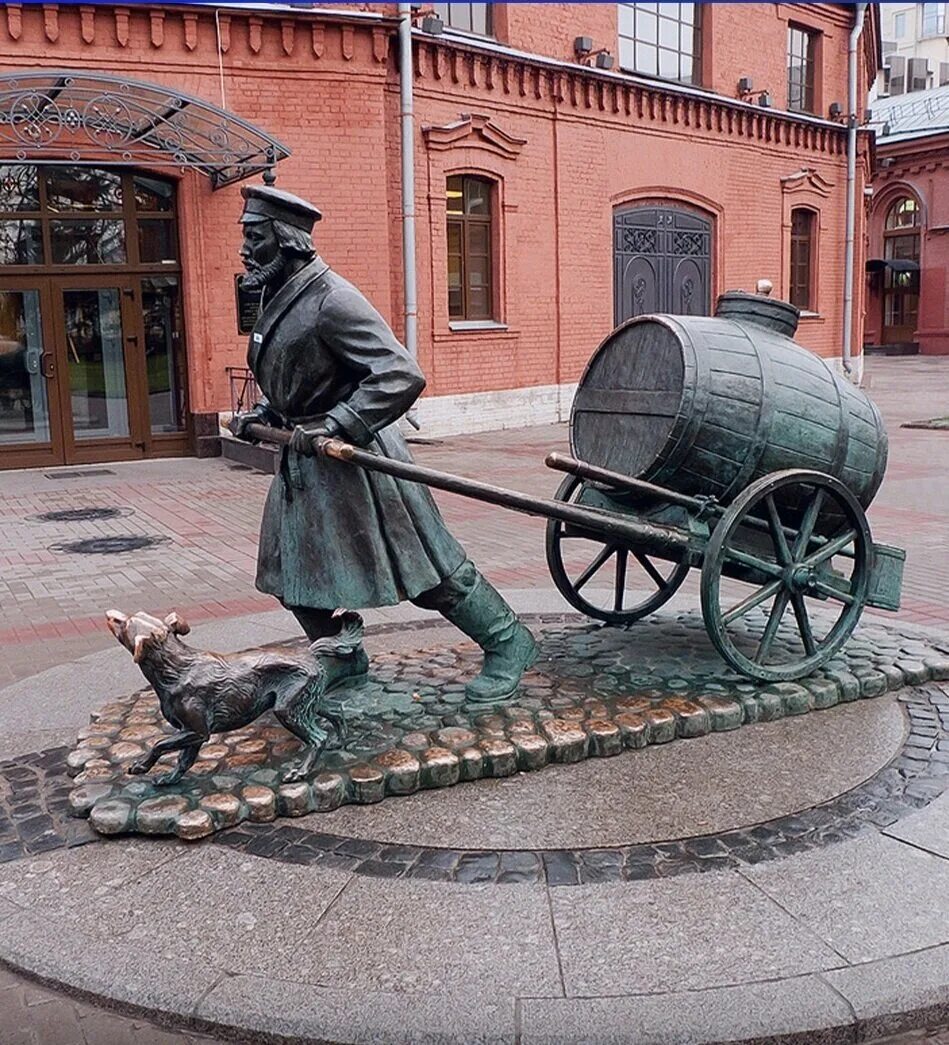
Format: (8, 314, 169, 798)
(0, 164, 188, 468)
(613, 204, 712, 325)
(881, 195, 920, 346)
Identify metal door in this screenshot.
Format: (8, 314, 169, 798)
(614, 206, 712, 325)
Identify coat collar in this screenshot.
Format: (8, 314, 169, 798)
(247, 255, 330, 370)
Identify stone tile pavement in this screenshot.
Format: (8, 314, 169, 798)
(0, 354, 946, 1043)
(0, 355, 947, 690)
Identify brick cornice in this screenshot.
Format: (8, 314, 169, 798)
(413, 36, 849, 158)
(0, 2, 396, 61)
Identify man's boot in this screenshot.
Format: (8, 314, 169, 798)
(414, 561, 538, 704)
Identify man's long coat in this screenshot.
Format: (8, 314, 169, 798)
(249, 256, 466, 609)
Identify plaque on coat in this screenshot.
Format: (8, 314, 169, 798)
(234, 274, 262, 335)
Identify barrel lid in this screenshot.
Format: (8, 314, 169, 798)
(570, 316, 686, 480)
(714, 291, 800, 338)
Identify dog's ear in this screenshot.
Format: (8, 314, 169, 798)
(105, 609, 127, 637)
(132, 634, 148, 663)
(164, 612, 190, 636)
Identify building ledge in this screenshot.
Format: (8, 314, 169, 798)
(448, 320, 510, 333)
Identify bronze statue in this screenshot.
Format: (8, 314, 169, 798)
(231, 185, 536, 703)
(106, 608, 362, 784)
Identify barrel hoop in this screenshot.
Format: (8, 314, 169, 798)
(773, 382, 839, 408)
(821, 359, 851, 487)
(645, 318, 708, 483)
(573, 389, 681, 417)
(864, 394, 889, 506)
(719, 320, 773, 501)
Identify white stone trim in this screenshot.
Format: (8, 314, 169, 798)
(411, 382, 577, 437)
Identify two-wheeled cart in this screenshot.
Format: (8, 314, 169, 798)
(248, 292, 905, 683)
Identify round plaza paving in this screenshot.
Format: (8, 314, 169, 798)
(2, 604, 949, 1043)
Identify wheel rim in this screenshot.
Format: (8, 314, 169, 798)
(545, 475, 690, 625)
(700, 469, 872, 682)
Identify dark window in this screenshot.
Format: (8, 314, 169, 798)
(922, 3, 946, 37)
(883, 197, 920, 334)
(446, 175, 493, 321)
(618, 3, 702, 86)
(0, 165, 177, 268)
(787, 25, 818, 113)
(432, 3, 492, 36)
(790, 208, 815, 310)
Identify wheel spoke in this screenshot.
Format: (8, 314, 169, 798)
(756, 589, 790, 662)
(811, 578, 855, 605)
(633, 551, 668, 590)
(574, 544, 616, 591)
(800, 530, 857, 568)
(791, 594, 818, 656)
(792, 488, 825, 560)
(765, 494, 793, 566)
(722, 545, 784, 578)
(614, 549, 628, 612)
(723, 578, 783, 626)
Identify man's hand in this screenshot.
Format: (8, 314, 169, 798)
(289, 417, 342, 457)
(230, 402, 282, 443)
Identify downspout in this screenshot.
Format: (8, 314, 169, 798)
(843, 1, 869, 377)
(398, 3, 420, 428)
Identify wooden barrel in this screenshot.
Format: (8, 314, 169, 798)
(570, 293, 887, 511)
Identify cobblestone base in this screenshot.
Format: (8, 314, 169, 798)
(64, 611, 949, 840)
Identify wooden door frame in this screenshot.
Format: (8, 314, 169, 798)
(51, 274, 148, 465)
(0, 276, 66, 469)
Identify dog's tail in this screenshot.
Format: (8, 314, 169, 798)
(309, 610, 364, 659)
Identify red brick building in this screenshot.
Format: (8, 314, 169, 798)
(0, 2, 879, 469)
(865, 85, 949, 356)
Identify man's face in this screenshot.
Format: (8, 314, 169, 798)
(239, 220, 284, 291)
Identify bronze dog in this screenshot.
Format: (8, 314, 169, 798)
(105, 609, 367, 785)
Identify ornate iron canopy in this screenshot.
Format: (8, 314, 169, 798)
(0, 71, 291, 188)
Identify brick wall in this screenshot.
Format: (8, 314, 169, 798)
(0, 1, 874, 438)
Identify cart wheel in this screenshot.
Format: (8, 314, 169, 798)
(700, 469, 872, 682)
(546, 475, 690, 625)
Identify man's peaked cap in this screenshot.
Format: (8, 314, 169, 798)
(240, 185, 322, 232)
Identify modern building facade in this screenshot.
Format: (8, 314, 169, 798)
(0, 2, 879, 470)
(878, 2, 949, 95)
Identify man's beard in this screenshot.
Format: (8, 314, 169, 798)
(241, 254, 286, 292)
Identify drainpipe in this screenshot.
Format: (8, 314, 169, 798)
(398, 2, 420, 428)
(843, 2, 869, 377)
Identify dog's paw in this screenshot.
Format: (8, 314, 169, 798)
(153, 771, 182, 787)
(127, 760, 150, 776)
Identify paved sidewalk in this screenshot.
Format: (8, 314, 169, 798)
(0, 354, 947, 1044)
(1, 356, 947, 691)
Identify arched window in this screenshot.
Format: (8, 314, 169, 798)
(446, 175, 494, 321)
(882, 195, 920, 340)
(789, 207, 817, 310)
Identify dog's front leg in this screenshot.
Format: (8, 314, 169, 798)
(128, 730, 204, 785)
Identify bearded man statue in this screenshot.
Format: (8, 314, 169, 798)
(231, 185, 537, 703)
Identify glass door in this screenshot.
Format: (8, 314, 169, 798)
(53, 276, 144, 463)
(0, 278, 64, 467)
